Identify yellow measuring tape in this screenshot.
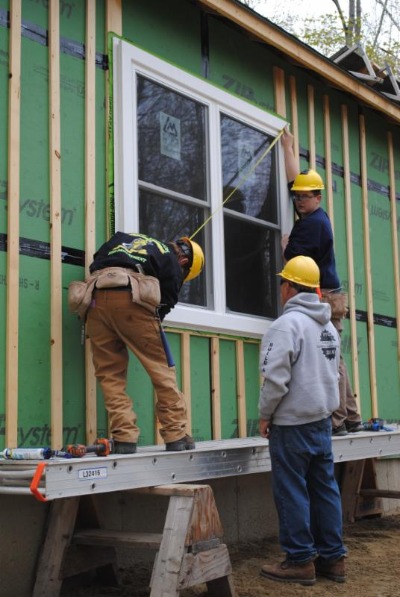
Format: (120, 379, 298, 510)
(190, 126, 285, 240)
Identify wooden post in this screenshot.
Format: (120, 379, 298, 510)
(236, 340, 246, 438)
(85, 0, 98, 444)
(307, 85, 316, 168)
(181, 331, 192, 435)
(49, 0, 64, 449)
(106, 0, 122, 36)
(211, 337, 222, 440)
(341, 460, 365, 523)
(359, 115, 378, 417)
(33, 498, 80, 597)
(105, 0, 123, 235)
(323, 95, 334, 227)
(288, 76, 300, 168)
(5, 0, 21, 448)
(387, 132, 400, 385)
(341, 105, 361, 410)
(151, 494, 195, 596)
(273, 66, 286, 118)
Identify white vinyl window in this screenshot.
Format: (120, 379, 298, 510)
(113, 39, 290, 338)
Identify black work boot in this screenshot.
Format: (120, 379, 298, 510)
(260, 559, 316, 586)
(332, 423, 348, 436)
(165, 434, 195, 451)
(346, 421, 364, 433)
(315, 556, 346, 582)
(113, 441, 137, 454)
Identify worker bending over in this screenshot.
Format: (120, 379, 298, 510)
(86, 232, 204, 454)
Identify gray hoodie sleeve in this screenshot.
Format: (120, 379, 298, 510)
(258, 325, 294, 419)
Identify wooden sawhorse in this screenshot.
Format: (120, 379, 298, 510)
(341, 458, 384, 522)
(33, 483, 235, 596)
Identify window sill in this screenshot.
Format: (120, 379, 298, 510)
(163, 304, 272, 339)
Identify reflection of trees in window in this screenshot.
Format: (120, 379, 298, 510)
(221, 114, 277, 224)
(136, 77, 209, 308)
(221, 114, 279, 318)
(139, 191, 206, 307)
(224, 213, 277, 319)
(137, 76, 207, 200)
(135, 79, 280, 317)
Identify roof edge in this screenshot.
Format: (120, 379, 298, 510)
(197, 0, 400, 124)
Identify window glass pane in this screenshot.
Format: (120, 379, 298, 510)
(224, 215, 278, 318)
(221, 114, 278, 224)
(139, 190, 207, 307)
(137, 76, 208, 200)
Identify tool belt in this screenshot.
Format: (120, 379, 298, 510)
(320, 290, 348, 319)
(68, 266, 161, 320)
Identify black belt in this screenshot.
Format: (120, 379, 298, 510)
(94, 284, 131, 291)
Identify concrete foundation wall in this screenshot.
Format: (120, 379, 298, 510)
(0, 495, 48, 597)
(1, 460, 400, 596)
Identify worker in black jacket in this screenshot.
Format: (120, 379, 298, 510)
(86, 232, 204, 454)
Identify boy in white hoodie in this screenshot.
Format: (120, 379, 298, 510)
(259, 256, 347, 586)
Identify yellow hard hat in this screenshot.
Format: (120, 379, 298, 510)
(278, 256, 320, 288)
(178, 237, 205, 282)
(291, 169, 325, 192)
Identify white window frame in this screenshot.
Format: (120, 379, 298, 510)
(113, 38, 291, 338)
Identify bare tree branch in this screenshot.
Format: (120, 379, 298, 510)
(330, 0, 349, 34)
(375, 0, 400, 30)
(373, 0, 389, 49)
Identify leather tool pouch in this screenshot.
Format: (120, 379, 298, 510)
(95, 267, 161, 312)
(68, 278, 97, 321)
(68, 267, 161, 320)
(321, 291, 348, 319)
(128, 270, 161, 314)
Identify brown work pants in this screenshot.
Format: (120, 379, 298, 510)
(86, 289, 188, 444)
(321, 289, 362, 429)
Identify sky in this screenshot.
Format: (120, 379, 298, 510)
(253, 0, 377, 20)
(256, 0, 339, 18)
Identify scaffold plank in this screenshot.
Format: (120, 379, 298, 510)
(0, 432, 400, 501)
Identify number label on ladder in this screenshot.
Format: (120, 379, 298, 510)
(78, 467, 108, 480)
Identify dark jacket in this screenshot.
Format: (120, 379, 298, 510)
(284, 207, 341, 290)
(89, 232, 183, 320)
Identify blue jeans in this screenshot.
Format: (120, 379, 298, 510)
(269, 417, 347, 563)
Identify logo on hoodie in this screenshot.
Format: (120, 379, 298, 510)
(319, 329, 338, 361)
